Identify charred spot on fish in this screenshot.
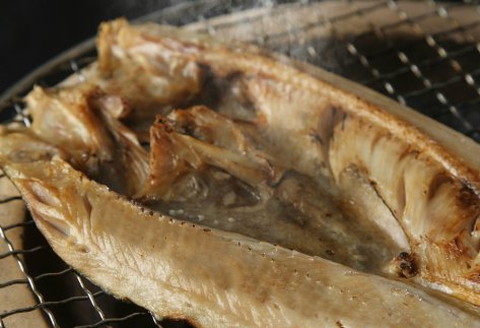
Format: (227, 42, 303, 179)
(161, 317, 197, 328)
(391, 252, 418, 278)
(192, 64, 225, 109)
(399, 252, 409, 260)
(336, 320, 346, 328)
(458, 184, 480, 209)
(78, 245, 90, 254)
(308, 130, 324, 144)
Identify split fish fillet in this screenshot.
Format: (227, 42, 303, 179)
(2, 18, 480, 326)
(0, 143, 478, 327)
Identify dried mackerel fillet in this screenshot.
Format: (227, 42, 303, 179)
(2, 18, 480, 327)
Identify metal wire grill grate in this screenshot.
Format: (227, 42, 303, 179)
(1, 1, 480, 327)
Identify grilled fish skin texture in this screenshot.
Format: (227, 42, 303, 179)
(0, 145, 479, 328)
(2, 17, 480, 326)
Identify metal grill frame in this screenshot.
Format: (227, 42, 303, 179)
(1, 0, 480, 327)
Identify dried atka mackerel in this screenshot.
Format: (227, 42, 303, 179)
(1, 19, 480, 327)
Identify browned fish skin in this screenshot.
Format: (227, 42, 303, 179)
(0, 144, 478, 327)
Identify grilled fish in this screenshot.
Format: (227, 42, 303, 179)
(2, 18, 480, 326)
(0, 137, 479, 327)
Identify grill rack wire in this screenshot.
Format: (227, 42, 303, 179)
(1, 0, 480, 327)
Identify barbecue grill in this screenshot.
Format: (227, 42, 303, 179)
(1, 1, 480, 327)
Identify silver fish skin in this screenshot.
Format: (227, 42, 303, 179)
(0, 138, 479, 328)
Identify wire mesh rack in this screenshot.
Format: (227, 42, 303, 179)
(1, 0, 480, 327)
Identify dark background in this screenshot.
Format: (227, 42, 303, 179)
(0, 0, 178, 95)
